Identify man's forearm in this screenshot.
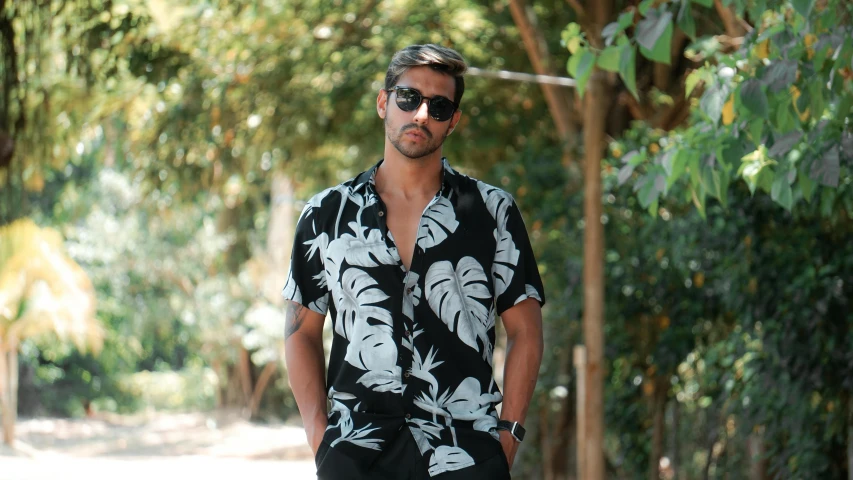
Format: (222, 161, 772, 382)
(501, 328, 543, 427)
(499, 325, 543, 468)
(284, 303, 328, 452)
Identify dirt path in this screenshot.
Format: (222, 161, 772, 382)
(0, 411, 317, 480)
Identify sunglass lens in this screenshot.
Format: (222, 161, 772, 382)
(429, 97, 455, 121)
(395, 88, 421, 111)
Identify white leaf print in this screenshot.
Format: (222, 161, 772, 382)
(428, 446, 475, 475)
(341, 223, 397, 267)
(311, 271, 327, 290)
(492, 227, 520, 298)
(403, 272, 421, 321)
(332, 268, 392, 340)
(425, 257, 490, 352)
(517, 284, 544, 304)
(477, 181, 513, 224)
(328, 387, 357, 402)
(357, 367, 403, 393)
(416, 196, 459, 250)
(444, 377, 503, 421)
(409, 424, 436, 455)
(308, 294, 329, 314)
(473, 414, 499, 440)
(410, 418, 444, 440)
(409, 346, 443, 395)
(345, 324, 398, 373)
(304, 232, 329, 262)
(280, 268, 302, 304)
(329, 410, 383, 451)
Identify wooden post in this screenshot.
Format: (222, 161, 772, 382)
(848, 414, 852, 480)
(582, 1, 614, 478)
(574, 346, 587, 480)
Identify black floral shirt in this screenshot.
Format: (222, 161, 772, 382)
(282, 159, 545, 476)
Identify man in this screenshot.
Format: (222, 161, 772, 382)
(283, 44, 545, 479)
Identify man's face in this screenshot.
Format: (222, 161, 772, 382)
(378, 66, 461, 160)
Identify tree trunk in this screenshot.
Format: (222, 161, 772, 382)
(0, 344, 15, 446)
(263, 173, 295, 305)
(748, 427, 768, 480)
(249, 362, 277, 419)
(508, 0, 579, 166)
(847, 408, 853, 480)
(581, 1, 613, 478)
(649, 378, 667, 480)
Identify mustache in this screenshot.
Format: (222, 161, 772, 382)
(401, 124, 432, 139)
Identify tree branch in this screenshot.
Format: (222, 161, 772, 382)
(508, 0, 578, 162)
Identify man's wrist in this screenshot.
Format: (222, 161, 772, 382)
(496, 419, 526, 442)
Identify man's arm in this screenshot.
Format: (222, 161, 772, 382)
(498, 297, 544, 469)
(284, 300, 328, 455)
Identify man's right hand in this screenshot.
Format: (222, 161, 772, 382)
(283, 300, 330, 457)
(308, 426, 326, 454)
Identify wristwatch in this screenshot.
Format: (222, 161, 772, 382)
(496, 420, 526, 442)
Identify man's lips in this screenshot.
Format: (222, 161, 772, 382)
(403, 128, 429, 140)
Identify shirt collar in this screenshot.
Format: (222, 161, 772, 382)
(351, 158, 460, 194)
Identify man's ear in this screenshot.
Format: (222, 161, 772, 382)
(447, 109, 462, 136)
(377, 89, 388, 119)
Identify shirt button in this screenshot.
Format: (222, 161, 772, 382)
(405, 414, 412, 420)
(404, 329, 411, 337)
(378, 211, 385, 217)
(404, 372, 410, 378)
(406, 287, 413, 294)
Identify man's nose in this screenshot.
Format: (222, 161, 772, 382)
(412, 100, 430, 124)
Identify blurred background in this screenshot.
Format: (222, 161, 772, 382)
(0, 0, 851, 479)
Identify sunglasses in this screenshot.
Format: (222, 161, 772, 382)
(388, 86, 458, 122)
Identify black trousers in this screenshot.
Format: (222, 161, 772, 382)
(314, 428, 511, 480)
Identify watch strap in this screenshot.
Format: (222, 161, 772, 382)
(496, 420, 526, 442)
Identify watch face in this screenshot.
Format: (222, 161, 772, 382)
(512, 423, 526, 442)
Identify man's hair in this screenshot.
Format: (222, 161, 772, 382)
(384, 44, 467, 106)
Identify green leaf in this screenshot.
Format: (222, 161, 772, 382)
(798, 167, 817, 202)
(619, 46, 639, 100)
(685, 69, 704, 97)
(808, 81, 825, 118)
(567, 49, 582, 77)
(597, 46, 623, 72)
(771, 171, 794, 211)
(768, 131, 803, 158)
(702, 165, 727, 207)
(639, 17, 674, 64)
(809, 146, 840, 187)
(791, 0, 814, 18)
(677, 2, 697, 40)
(618, 164, 636, 185)
(639, 0, 657, 16)
(636, 172, 666, 208)
(575, 50, 597, 98)
(749, 120, 764, 146)
(601, 22, 625, 45)
(700, 85, 728, 124)
(691, 0, 713, 6)
(691, 185, 707, 219)
(739, 80, 769, 118)
(636, 10, 673, 52)
(667, 149, 691, 188)
(618, 10, 635, 30)
(775, 102, 796, 133)
(762, 60, 797, 93)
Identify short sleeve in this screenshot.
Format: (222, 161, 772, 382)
(281, 202, 330, 315)
(493, 200, 545, 315)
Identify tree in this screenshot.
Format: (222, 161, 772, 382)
(0, 219, 101, 445)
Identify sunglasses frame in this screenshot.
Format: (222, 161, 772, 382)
(387, 86, 458, 122)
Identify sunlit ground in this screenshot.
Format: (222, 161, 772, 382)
(0, 412, 317, 480)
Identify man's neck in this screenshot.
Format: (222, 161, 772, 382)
(376, 150, 443, 198)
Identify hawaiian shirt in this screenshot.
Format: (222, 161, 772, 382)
(282, 158, 545, 476)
